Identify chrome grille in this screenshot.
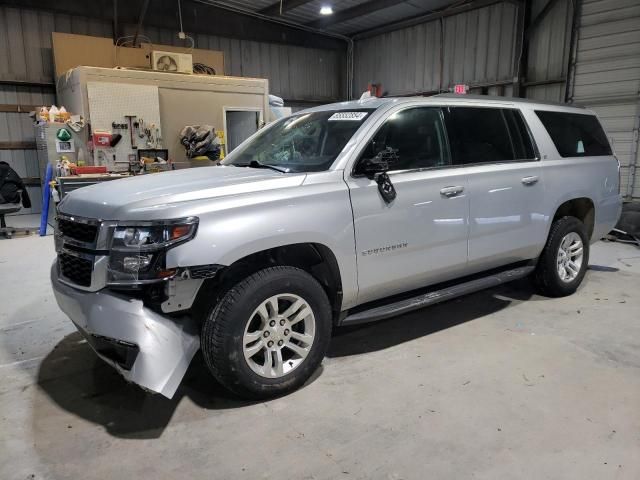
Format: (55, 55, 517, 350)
(57, 218, 99, 244)
(59, 252, 94, 287)
(55, 214, 112, 291)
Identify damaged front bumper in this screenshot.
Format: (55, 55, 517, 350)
(51, 264, 200, 398)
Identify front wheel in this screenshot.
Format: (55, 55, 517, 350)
(201, 266, 332, 399)
(533, 216, 589, 297)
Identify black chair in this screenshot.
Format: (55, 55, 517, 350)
(0, 190, 34, 238)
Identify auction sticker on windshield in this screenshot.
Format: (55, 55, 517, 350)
(328, 112, 369, 121)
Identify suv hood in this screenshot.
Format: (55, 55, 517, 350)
(58, 166, 306, 220)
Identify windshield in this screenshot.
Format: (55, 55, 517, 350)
(222, 109, 374, 173)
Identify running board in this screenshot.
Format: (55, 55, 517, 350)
(341, 265, 535, 326)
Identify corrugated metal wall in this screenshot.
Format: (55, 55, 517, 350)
(0, 6, 346, 101)
(525, 0, 573, 102)
(0, 5, 346, 214)
(569, 0, 640, 199)
(353, 2, 520, 97)
(129, 25, 345, 103)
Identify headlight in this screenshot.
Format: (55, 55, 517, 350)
(107, 217, 198, 285)
(111, 218, 198, 252)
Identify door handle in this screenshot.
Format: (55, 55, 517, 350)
(440, 185, 464, 197)
(522, 176, 539, 186)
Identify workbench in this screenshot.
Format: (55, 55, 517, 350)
(56, 173, 130, 200)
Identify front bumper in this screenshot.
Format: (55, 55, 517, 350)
(51, 263, 200, 398)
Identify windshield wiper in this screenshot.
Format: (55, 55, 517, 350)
(233, 160, 289, 173)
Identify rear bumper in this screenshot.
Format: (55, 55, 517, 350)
(51, 263, 200, 398)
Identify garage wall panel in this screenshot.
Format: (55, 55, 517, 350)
(525, 0, 573, 103)
(570, 0, 640, 199)
(353, 2, 519, 96)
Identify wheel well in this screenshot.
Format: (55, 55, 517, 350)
(553, 198, 595, 239)
(192, 243, 343, 324)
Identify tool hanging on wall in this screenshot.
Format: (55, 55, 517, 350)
(124, 115, 137, 149)
(136, 117, 162, 149)
(110, 133, 122, 147)
(145, 124, 158, 148)
(144, 126, 152, 147)
(137, 118, 146, 138)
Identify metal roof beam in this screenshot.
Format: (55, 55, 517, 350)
(113, 0, 119, 41)
(526, 0, 561, 38)
(132, 0, 150, 46)
(0, 0, 346, 49)
(306, 0, 407, 28)
(259, 0, 316, 17)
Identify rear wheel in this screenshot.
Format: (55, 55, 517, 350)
(533, 216, 589, 297)
(201, 266, 332, 399)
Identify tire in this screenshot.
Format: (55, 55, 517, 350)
(533, 216, 589, 297)
(201, 266, 332, 399)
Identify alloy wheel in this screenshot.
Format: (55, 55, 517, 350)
(556, 232, 584, 282)
(242, 294, 316, 378)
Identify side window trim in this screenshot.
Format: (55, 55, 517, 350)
(502, 109, 519, 160)
(517, 108, 541, 161)
(505, 108, 540, 162)
(351, 106, 452, 177)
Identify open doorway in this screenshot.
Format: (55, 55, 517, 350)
(224, 108, 262, 152)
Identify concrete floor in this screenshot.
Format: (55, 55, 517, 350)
(1, 230, 639, 480)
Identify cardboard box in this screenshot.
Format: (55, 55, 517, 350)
(52, 33, 224, 78)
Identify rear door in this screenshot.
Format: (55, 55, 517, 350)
(443, 106, 546, 272)
(346, 106, 470, 305)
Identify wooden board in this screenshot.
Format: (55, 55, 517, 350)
(0, 141, 37, 150)
(52, 34, 115, 77)
(52, 33, 224, 78)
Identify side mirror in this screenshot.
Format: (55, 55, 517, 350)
(360, 146, 398, 178)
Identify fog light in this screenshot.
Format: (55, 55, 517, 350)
(123, 255, 152, 272)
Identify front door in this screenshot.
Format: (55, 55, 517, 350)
(346, 106, 470, 305)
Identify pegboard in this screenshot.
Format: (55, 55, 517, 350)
(87, 81, 162, 171)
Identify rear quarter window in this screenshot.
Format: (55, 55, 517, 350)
(535, 110, 612, 157)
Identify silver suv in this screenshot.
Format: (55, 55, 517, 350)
(52, 95, 622, 399)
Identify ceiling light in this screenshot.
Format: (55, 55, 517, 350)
(319, 5, 333, 15)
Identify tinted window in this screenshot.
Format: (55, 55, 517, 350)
(535, 110, 612, 157)
(358, 107, 449, 172)
(444, 107, 535, 165)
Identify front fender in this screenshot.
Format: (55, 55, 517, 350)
(166, 171, 359, 309)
